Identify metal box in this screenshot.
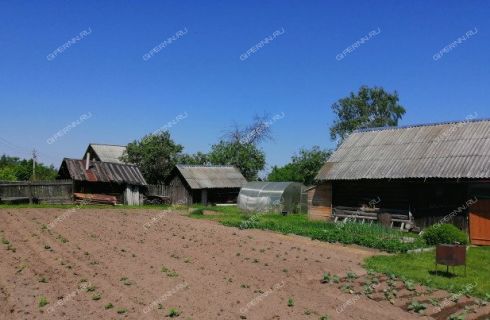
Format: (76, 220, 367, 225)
(435, 244, 467, 275)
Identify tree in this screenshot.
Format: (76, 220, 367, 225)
(268, 163, 301, 183)
(208, 141, 266, 181)
(206, 114, 274, 180)
(268, 146, 331, 185)
(178, 152, 209, 165)
(224, 114, 274, 145)
(0, 166, 17, 181)
(121, 132, 184, 184)
(330, 86, 406, 143)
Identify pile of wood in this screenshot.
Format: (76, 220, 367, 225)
(333, 206, 414, 231)
(73, 193, 117, 205)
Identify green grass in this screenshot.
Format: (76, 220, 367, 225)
(189, 206, 428, 253)
(364, 246, 490, 298)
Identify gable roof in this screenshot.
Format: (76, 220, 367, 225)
(316, 119, 490, 181)
(174, 165, 247, 189)
(84, 144, 127, 164)
(59, 158, 147, 186)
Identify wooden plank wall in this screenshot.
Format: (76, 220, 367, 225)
(168, 175, 192, 205)
(147, 184, 170, 197)
(0, 180, 73, 204)
(308, 183, 332, 221)
(332, 179, 471, 230)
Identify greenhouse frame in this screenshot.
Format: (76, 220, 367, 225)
(237, 181, 307, 214)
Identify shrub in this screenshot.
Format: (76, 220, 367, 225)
(422, 224, 468, 245)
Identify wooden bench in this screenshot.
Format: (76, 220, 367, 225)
(333, 206, 414, 231)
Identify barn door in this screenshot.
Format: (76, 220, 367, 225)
(469, 200, 490, 245)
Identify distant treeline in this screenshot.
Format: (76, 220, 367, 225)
(0, 155, 57, 181)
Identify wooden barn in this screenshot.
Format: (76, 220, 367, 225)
(166, 165, 247, 205)
(313, 119, 490, 245)
(58, 157, 147, 205)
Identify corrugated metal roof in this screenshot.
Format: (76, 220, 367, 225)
(316, 119, 490, 180)
(86, 144, 127, 164)
(60, 158, 147, 186)
(176, 165, 247, 189)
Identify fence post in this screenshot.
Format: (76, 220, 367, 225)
(28, 181, 33, 204)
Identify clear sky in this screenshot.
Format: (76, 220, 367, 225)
(0, 1, 489, 173)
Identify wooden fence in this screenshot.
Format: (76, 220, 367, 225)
(0, 180, 73, 204)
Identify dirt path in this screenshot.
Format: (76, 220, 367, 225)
(0, 208, 469, 319)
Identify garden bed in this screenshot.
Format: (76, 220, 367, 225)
(364, 247, 490, 299)
(190, 206, 428, 253)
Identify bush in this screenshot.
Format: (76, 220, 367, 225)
(422, 224, 468, 245)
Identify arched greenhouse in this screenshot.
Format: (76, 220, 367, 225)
(237, 182, 307, 214)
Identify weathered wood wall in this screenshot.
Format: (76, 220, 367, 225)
(0, 180, 73, 204)
(168, 175, 192, 205)
(147, 184, 170, 197)
(307, 183, 332, 221)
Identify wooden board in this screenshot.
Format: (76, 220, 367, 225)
(74, 192, 117, 205)
(307, 183, 332, 221)
(469, 199, 490, 246)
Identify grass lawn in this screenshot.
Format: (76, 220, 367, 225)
(189, 206, 428, 253)
(365, 246, 490, 299)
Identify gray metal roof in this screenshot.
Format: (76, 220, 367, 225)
(316, 119, 490, 180)
(59, 158, 147, 186)
(85, 144, 127, 164)
(176, 165, 247, 189)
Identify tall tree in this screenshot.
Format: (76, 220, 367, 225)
(330, 86, 406, 143)
(121, 132, 184, 184)
(268, 146, 331, 185)
(208, 114, 273, 181)
(208, 141, 265, 181)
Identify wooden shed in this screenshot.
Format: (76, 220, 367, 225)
(58, 157, 147, 205)
(314, 119, 490, 244)
(166, 165, 247, 205)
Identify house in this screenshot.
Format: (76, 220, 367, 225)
(313, 119, 490, 245)
(58, 157, 147, 205)
(166, 165, 247, 205)
(237, 181, 307, 214)
(83, 143, 127, 164)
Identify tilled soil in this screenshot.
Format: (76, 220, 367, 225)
(0, 208, 485, 320)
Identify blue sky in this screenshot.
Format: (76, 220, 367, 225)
(0, 1, 489, 173)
